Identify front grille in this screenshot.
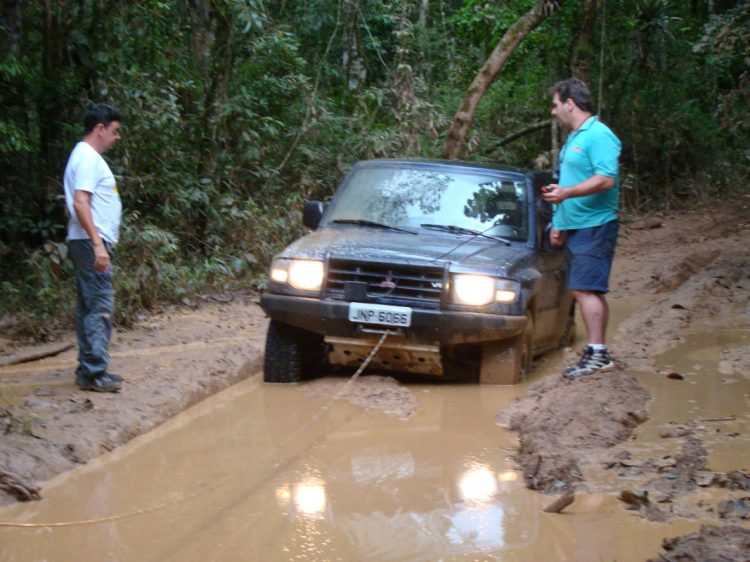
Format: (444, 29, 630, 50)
(325, 258, 445, 309)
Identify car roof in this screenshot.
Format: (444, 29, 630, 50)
(351, 158, 539, 177)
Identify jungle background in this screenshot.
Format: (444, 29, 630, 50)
(0, 0, 748, 339)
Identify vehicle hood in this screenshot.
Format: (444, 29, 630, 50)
(278, 225, 533, 276)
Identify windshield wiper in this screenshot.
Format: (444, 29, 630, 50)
(420, 223, 510, 245)
(331, 219, 417, 234)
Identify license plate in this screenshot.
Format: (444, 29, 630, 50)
(348, 302, 412, 327)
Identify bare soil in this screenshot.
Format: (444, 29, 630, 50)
(0, 293, 267, 506)
(646, 525, 750, 562)
(1, 196, 749, 561)
(496, 367, 650, 493)
(496, 196, 750, 559)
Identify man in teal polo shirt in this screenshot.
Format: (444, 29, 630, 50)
(543, 78, 622, 379)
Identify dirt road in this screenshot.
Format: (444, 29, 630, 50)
(1, 197, 749, 559)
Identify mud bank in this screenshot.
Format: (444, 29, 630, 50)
(497, 198, 750, 559)
(0, 294, 267, 506)
(496, 368, 650, 492)
(646, 524, 750, 562)
(1, 197, 748, 562)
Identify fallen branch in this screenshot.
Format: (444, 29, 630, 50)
(543, 491, 575, 513)
(0, 470, 41, 501)
(492, 120, 550, 150)
(0, 342, 74, 367)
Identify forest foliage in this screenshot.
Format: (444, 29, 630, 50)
(0, 0, 748, 337)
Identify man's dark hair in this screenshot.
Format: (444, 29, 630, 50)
(83, 103, 121, 134)
(553, 78, 593, 113)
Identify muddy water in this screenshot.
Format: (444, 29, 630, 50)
(1, 314, 748, 561)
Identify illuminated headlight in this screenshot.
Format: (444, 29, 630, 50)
(451, 274, 519, 306)
(452, 274, 495, 306)
(494, 279, 519, 303)
(270, 259, 324, 291)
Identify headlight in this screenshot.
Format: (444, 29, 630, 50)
(271, 258, 324, 291)
(493, 278, 519, 303)
(452, 274, 495, 306)
(451, 274, 519, 306)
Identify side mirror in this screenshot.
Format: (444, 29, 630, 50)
(303, 200, 325, 230)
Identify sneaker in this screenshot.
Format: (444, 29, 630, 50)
(563, 346, 615, 379)
(76, 372, 123, 384)
(76, 373, 122, 393)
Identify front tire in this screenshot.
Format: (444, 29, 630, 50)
(559, 302, 577, 348)
(263, 319, 327, 383)
(479, 313, 533, 385)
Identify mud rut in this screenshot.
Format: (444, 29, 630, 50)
(495, 205, 750, 559)
(1, 202, 749, 560)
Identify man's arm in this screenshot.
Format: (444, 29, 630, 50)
(73, 190, 110, 272)
(542, 174, 615, 205)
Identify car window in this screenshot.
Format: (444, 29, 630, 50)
(325, 166, 528, 239)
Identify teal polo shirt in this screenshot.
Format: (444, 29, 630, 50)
(552, 116, 622, 230)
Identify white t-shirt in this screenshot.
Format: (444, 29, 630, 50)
(63, 141, 122, 245)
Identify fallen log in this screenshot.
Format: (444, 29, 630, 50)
(0, 470, 41, 501)
(543, 491, 575, 513)
(0, 342, 74, 367)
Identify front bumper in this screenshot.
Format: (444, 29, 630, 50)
(260, 293, 526, 345)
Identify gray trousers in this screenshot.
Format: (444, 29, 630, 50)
(68, 239, 115, 379)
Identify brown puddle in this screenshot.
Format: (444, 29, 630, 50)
(1, 310, 748, 561)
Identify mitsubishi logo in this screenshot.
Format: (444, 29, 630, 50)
(379, 272, 397, 289)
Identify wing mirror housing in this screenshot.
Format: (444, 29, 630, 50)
(303, 201, 325, 230)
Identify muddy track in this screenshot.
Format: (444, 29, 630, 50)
(496, 200, 750, 560)
(0, 295, 267, 506)
(1, 200, 749, 561)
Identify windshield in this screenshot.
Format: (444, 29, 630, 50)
(324, 165, 529, 240)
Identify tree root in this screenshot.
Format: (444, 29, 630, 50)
(0, 470, 41, 501)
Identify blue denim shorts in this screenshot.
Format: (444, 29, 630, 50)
(565, 219, 619, 293)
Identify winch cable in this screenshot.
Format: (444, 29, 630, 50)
(0, 330, 393, 529)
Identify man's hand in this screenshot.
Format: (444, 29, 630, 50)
(542, 184, 567, 204)
(544, 175, 616, 204)
(93, 242, 111, 272)
(73, 190, 111, 271)
(550, 229, 566, 248)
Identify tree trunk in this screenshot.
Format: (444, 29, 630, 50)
(198, 1, 234, 179)
(195, 1, 234, 251)
(570, 0, 602, 84)
(342, 0, 366, 92)
(418, 0, 429, 28)
(40, 0, 68, 174)
(442, 1, 564, 159)
(394, 7, 421, 155)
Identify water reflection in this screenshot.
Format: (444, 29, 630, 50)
(294, 478, 327, 517)
(449, 464, 505, 550)
(498, 469, 519, 483)
(458, 465, 498, 503)
(276, 477, 328, 519)
(351, 452, 415, 483)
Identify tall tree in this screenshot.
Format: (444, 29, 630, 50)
(342, 0, 366, 91)
(570, 0, 602, 84)
(442, 0, 565, 159)
(198, 1, 235, 181)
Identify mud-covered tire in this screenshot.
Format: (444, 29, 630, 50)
(441, 345, 481, 383)
(559, 303, 577, 348)
(479, 313, 534, 385)
(263, 319, 327, 383)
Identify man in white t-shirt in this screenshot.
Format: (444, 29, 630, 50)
(64, 104, 123, 392)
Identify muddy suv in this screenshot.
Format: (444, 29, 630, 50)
(260, 159, 575, 384)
